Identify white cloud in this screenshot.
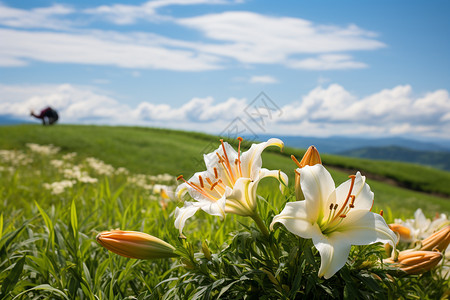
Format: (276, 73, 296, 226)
(0, 3, 384, 70)
(1, 83, 448, 139)
(0, 28, 222, 71)
(84, 0, 235, 24)
(0, 83, 244, 125)
(288, 54, 367, 70)
(0, 3, 75, 30)
(136, 96, 245, 122)
(276, 84, 450, 138)
(249, 75, 278, 84)
(177, 11, 385, 66)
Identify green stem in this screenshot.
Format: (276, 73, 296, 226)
(251, 212, 280, 262)
(251, 213, 270, 238)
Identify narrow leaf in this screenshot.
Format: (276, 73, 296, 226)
(1, 256, 26, 296)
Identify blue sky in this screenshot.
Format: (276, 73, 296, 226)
(0, 0, 449, 140)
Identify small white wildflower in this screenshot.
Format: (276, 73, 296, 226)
(26, 143, 60, 155)
(62, 152, 77, 160)
(85, 157, 115, 175)
(115, 167, 129, 175)
(78, 176, 98, 183)
(50, 159, 65, 168)
(0, 150, 32, 166)
(43, 180, 76, 194)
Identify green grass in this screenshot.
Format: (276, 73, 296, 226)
(0, 124, 448, 217)
(0, 124, 449, 298)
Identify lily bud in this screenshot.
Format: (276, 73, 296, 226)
(299, 146, 322, 167)
(202, 240, 212, 261)
(420, 225, 450, 251)
(96, 230, 178, 259)
(385, 250, 442, 275)
(385, 242, 393, 257)
(389, 223, 413, 243)
(292, 146, 322, 200)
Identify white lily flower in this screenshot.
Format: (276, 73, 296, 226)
(270, 164, 397, 279)
(391, 209, 449, 243)
(175, 138, 288, 238)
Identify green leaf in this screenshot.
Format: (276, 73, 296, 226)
(1, 256, 26, 297)
(35, 201, 55, 250)
(0, 219, 32, 257)
(0, 213, 3, 240)
(70, 199, 78, 238)
(12, 284, 69, 300)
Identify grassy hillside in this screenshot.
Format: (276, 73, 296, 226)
(339, 145, 450, 171)
(0, 124, 449, 216)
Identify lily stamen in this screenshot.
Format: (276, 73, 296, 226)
(214, 179, 226, 192)
(214, 167, 218, 179)
(349, 195, 356, 208)
(210, 181, 219, 191)
(220, 139, 236, 183)
(291, 155, 302, 168)
(234, 159, 241, 178)
(199, 175, 204, 188)
(216, 152, 234, 185)
(333, 175, 356, 221)
(178, 176, 218, 201)
(237, 137, 243, 177)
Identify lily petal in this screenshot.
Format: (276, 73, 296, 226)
(313, 231, 352, 279)
(225, 177, 255, 216)
(337, 210, 398, 247)
(332, 172, 374, 212)
(240, 138, 284, 179)
(258, 168, 289, 193)
(175, 182, 188, 200)
(414, 208, 431, 231)
(174, 203, 200, 238)
(199, 194, 227, 219)
(270, 201, 322, 239)
(299, 165, 335, 222)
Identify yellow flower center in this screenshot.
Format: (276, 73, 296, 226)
(321, 175, 356, 234)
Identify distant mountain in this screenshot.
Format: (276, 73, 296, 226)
(0, 114, 29, 125)
(249, 134, 450, 154)
(338, 146, 450, 171)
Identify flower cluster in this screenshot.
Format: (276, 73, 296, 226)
(0, 143, 178, 204)
(26, 143, 60, 155)
(96, 138, 425, 282)
(386, 211, 450, 276)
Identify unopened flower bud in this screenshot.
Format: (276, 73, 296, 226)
(389, 223, 413, 243)
(385, 242, 393, 257)
(292, 146, 322, 200)
(96, 230, 178, 259)
(385, 250, 442, 275)
(202, 240, 212, 261)
(299, 146, 322, 168)
(181, 257, 195, 270)
(420, 225, 450, 252)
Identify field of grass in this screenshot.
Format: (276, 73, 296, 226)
(0, 124, 449, 298)
(0, 124, 448, 216)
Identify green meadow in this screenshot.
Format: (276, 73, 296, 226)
(0, 124, 449, 298)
